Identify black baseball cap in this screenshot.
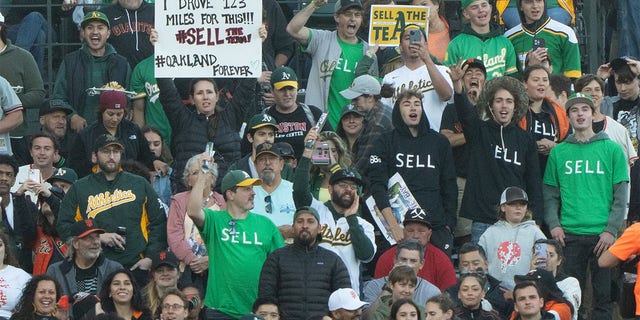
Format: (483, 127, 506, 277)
(40, 99, 72, 117)
(329, 168, 363, 186)
(462, 58, 487, 76)
(403, 207, 432, 228)
(151, 250, 179, 270)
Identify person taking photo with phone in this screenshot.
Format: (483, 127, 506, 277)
(381, 24, 453, 131)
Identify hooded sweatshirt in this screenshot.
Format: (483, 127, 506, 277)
(543, 131, 629, 236)
(504, 0, 581, 78)
(454, 87, 543, 225)
(101, 1, 155, 68)
(367, 98, 457, 230)
(478, 220, 547, 290)
(444, 24, 518, 80)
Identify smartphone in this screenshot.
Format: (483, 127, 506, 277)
(311, 142, 330, 165)
(532, 38, 546, 51)
(534, 243, 547, 269)
(28, 168, 41, 184)
(409, 29, 422, 44)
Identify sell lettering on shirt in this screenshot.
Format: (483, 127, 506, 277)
(494, 145, 522, 165)
(563, 160, 605, 175)
(395, 153, 435, 169)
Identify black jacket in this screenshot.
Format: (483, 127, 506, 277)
(0, 194, 37, 273)
(446, 274, 514, 319)
(101, 1, 155, 67)
(367, 98, 458, 230)
(257, 241, 351, 320)
(455, 92, 543, 225)
(69, 119, 156, 178)
(157, 78, 257, 190)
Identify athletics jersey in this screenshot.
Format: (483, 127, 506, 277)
(309, 197, 376, 295)
(382, 64, 453, 131)
(444, 32, 518, 80)
(505, 19, 581, 78)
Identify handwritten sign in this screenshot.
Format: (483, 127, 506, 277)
(155, 0, 262, 78)
(368, 5, 429, 47)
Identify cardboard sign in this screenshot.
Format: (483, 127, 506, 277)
(155, 0, 262, 78)
(368, 5, 429, 47)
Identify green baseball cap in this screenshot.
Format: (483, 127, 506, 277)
(271, 67, 298, 90)
(81, 11, 110, 29)
(565, 92, 595, 115)
(221, 170, 262, 193)
(248, 113, 278, 131)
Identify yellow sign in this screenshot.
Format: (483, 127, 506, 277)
(368, 5, 429, 47)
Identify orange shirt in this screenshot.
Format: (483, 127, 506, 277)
(428, 17, 450, 63)
(609, 222, 640, 315)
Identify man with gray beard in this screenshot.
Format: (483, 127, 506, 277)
(252, 142, 297, 240)
(46, 219, 122, 319)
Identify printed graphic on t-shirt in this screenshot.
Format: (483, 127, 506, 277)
(617, 110, 639, 151)
(497, 241, 521, 273)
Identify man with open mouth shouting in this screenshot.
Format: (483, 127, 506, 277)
(286, 0, 379, 129)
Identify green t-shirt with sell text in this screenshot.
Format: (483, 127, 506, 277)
(198, 209, 284, 317)
(544, 138, 628, 235)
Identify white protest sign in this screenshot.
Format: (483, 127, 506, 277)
(155, 0, 262, 78)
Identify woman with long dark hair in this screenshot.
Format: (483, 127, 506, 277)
(93, 269, 152, 320)
(10, 274, 62, 320)
(157, 75, 258, 192)
(389, 298, 423, 320)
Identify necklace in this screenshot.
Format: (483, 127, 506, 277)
(202, 191, 214, 208)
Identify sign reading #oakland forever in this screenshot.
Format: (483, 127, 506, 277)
(155, 0, 262, 78)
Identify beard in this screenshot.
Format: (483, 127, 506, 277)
(260, 170, 276, 185)
(98, 160, 119, 174)
(294, 230, 316, 247)
(331, 189, 355, 209)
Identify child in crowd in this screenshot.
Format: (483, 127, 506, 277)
(478, 186, 547, 290)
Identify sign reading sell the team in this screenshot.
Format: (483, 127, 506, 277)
(369, 5, 429, 47)
(155, 0, 262, 78)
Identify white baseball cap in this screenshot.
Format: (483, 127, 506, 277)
(340, 75, 381, 100)
(328, 288, 368, 311)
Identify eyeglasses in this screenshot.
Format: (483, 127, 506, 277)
(228, 219, 237, 235)
(265, 195, 272, 214)
(162, 304, 185, 311)
(336, 182, 358, 190)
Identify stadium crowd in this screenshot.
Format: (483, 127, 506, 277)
(1, 0, 640, 319)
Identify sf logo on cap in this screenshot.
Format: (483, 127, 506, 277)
(85, 219, 94, 227)
(160, 251, 167, 260)
(409, 208, 426, 220)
